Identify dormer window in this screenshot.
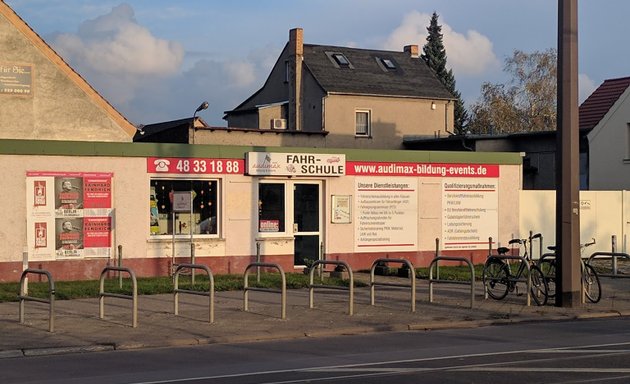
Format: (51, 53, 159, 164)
(332, 53, 350, 67)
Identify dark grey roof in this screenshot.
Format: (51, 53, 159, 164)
(303, 44, 455, 99)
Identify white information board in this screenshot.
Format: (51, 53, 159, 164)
(354, 178, 418, 252)
(442, 178, 498, 250)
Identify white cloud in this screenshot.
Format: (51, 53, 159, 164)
(579, 73, 597, 104)
(383, 11, 499, 76)
(52, 4, 184, 76)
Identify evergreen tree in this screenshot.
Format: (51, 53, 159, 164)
(421, 12, 469, 134)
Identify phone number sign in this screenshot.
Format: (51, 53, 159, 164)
(147, 157, 244, 175)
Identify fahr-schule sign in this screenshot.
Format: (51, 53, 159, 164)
(246, 152, 345, 176)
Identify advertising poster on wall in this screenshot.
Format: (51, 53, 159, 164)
(354, 178, 418, 252)
(442, 178, 498, 250)
(26, 172, 113, 260)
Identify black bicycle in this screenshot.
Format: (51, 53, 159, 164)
(538, 239, 601, 303)
(482, 234, 548, 306)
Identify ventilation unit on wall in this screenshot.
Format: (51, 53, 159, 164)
(271, 118, 287, 130)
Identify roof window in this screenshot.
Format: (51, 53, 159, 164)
(332, 53, 350, 67)
(381, 58, 396, 69)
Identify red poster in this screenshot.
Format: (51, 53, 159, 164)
(34, 180, 46, 206)
(83, 177, 112, 208)
(34, 222, 47, 248)
(83, 217, 112, 248)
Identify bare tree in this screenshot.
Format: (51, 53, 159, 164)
(469, 49, 557, 134)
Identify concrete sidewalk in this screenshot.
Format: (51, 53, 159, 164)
(1, 276, 629, 359)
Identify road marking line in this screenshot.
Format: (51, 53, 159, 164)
(458, 367, 630, 373)
(128, 341, 630, 384)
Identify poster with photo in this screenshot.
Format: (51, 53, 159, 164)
(26, 172, 113, 260)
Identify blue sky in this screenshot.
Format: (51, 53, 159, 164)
(5, 0, 630, 126)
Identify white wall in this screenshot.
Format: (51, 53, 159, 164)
(520, 190, 627, 256)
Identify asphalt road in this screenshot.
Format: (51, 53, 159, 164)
(2, 317, 630, 384)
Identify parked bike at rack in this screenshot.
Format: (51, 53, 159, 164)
(537, 239, 601, 303)
(482, 234, 549, 306)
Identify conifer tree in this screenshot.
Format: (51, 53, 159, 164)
(421, 12, 469, 134)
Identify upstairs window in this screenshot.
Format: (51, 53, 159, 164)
(355, 110, 371, 137)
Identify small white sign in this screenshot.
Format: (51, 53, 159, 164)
(172, 191, 192, 212)
(246, 152, 345, 176)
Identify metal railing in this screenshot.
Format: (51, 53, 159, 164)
(369, 258, 416, 313)
(308, 260, 354, 315)
(484, 255, 532, 306)
(19, 268, 55, 332)
(587, 251, 630, 278)
(173, 263, 215, 323)
(243, 262, 286, 319)
(99, 266, 138, 328)
(429, 256, 475, 308)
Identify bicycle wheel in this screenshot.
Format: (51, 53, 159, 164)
(538, 259, 556, 301)
(583, 263, 601, 303)
(529, 265, 548, 306)
(483, 258, 509, 300)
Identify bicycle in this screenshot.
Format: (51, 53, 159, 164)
(482, 233, 549, 306)
(538, 239, 601, 303)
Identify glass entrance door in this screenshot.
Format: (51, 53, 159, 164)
(293, 183, 321, 266)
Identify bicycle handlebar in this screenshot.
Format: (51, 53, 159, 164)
(546, 238, 595, 252)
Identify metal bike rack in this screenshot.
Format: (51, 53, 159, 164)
(243, 262, 286, 319)
(587, 252, 630, 278)
(484, 255, 532, 306)
(308, 260, 354, 315)
(539, 253, 595, 304)
(19, 268, 55, 332)
(99, 266, 138, 328)
(173, 263, 215, 323)
(369, 258, 416, 313)
(429, 256, 475, 308)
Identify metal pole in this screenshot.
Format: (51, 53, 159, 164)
(556, 0, 581, 307)
(612, 235, 618, 275)
(171, 211, 176, 276)
(118, 244, 123, 289)
(22, 248, 28, 295)
(190, 190, 194, 285)
(435, 238, 440, 280)
(256, 242, 261, 283)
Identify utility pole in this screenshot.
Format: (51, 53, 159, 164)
(555, 0, 581, 307)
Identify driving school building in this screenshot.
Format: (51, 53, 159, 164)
(0, 139, 522, 282)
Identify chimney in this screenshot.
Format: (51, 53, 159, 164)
(288, 28, 303, 131)
(404, 44, 419, 58)
(289, 28, 303, 56)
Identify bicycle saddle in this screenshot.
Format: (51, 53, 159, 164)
(548, 245, 556, 251)
(508, 238, 523, 245)
(497, 247, 510, 255)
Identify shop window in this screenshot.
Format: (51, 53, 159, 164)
(150, 179, 218, 236)
(258, 183, 285, 233)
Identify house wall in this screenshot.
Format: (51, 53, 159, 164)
(301, 68, 326, 132)
(588, 87, 630, 190)
(0, 9, 132, 142)
(258, 105, 283, 129)
(323, 94, 453, 150)
(0, 140, 521, 282)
